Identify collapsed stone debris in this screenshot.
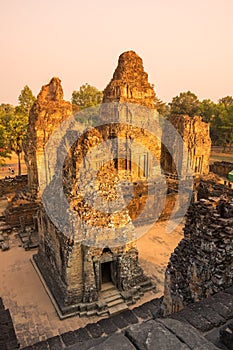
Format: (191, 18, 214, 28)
(163, 195, 233, 315)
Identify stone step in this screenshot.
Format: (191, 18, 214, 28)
(143, 285, 155, 292)
(104, 293, 122, 303)
(101, 289, 120, 298)
(86, 309, 97, 317)
(101, 282, 115, 292)
(107, 298, 124, 308)
(108, 303, 128, 315)
(140, 280, 154, 291)
(97, 310, 109, 317)
(79, 311, 87, 317)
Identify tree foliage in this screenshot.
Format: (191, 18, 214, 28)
(169, 91, 201, 117)
(215, 97, 233, 150)
(0, 86, 35, 174)
(72, 83, 103, 109)
(199, 96, 233, 150)
(16, 85, 36, 116)
(0, 104, 14, 164)
(154, 96, 168, 118)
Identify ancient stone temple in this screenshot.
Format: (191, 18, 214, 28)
(101, 51, 164, 225)
(27, 51, 211, 319)
(161, 115, 211, 176)
(5, 78, 73, 229)
(32, 52, 159, 318)
(24, 77, 73, 195)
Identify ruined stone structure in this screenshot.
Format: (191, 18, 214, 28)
(101, 51, 164, 224)
(163, 196, 233, 315)
(5, 79, 74, 229)
(33, 53, 159, 317)
(26, 51, 212, 318)
(24, 77, 73, 195)
(161, 115, 211, 176)
(103, 51, 156, 108)
(210, 161, 233, 178)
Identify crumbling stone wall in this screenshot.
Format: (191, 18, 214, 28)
(0, 175, 27, 196)
(161, 115, 211, 176)
(163, 196, 233, 315)
(195, 175, 233, 200)
(210, 161, 233, 178)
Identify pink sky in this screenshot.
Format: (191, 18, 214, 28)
(0, 0, 232, 105)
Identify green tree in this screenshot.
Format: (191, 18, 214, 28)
(0, 104, 14, 165)
(216, 97, 233, 151)
(7, 112, 28, 175)
(219, 96, 233, 108)
(72, 83, 103, 109)
(16, 85, 36, 116)
(199, 99, 217, 123)
(154, 96, 168, 118)
(0, 125, 10, 165)
(169, 91, 200, 117)
(5, 86, 35, 175)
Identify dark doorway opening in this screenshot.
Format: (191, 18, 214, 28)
(101, 262, 112, 283)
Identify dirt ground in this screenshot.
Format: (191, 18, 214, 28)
(210, 147, 233, 164)
(0, 153, 27, 178)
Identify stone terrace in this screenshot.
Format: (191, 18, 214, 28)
(20, 286, 233, 349)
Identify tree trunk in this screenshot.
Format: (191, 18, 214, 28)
(17, 152, 21, 176)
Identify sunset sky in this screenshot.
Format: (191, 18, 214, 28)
(0, 0, 232, 105)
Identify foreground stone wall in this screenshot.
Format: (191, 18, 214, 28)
(163, 196, 233, 315)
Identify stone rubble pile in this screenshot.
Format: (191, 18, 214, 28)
(163, 196, 233, 315)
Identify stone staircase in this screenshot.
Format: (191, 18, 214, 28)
(0, 214, 11, 251)
(100, 283, 128, 316)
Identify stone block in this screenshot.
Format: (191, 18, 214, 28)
(158, 318, 219, 350)
(97, 318, 118, 335)
(85, 323, 103, 338)
(171, 307, 213, 332)
(220, 322, 233, 350)
(121, 310, 138, 325)
(73, 327, 91, 342)
(111, 313, 129, 329)
(61, 331, 76, 346)
(47, 336, 64, 350)
(125, 319, 189, 349)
